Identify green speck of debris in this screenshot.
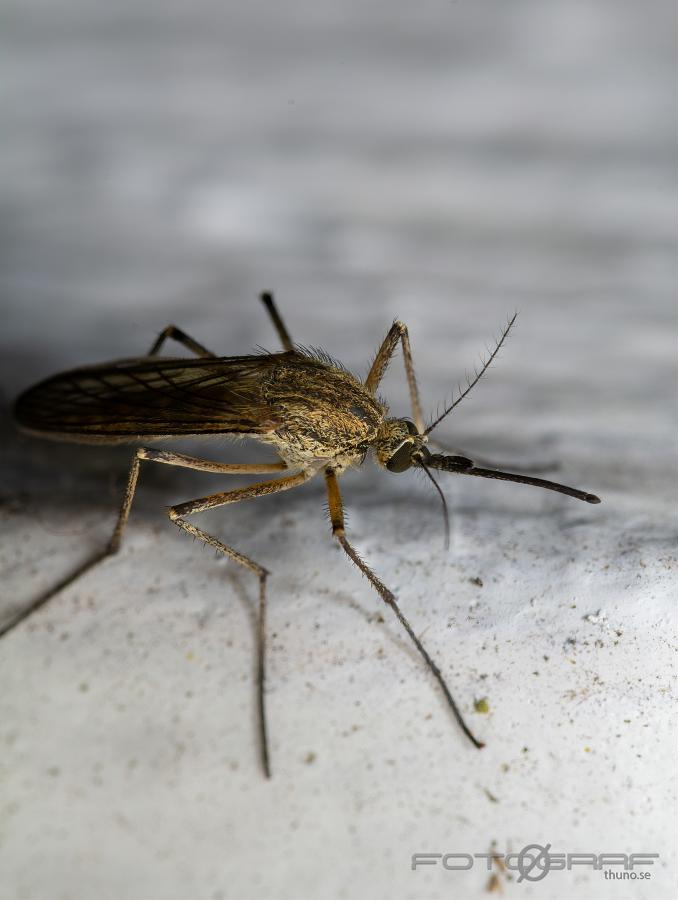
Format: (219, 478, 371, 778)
(78, 682, 89, 693)
(304, 751, 317, 765)
(47, 766, 60, 778)
(474, 697, 490, 714)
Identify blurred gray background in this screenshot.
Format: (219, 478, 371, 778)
(1, 2, 676, 900)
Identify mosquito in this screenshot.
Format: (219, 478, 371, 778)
(6, 293, 601, 776)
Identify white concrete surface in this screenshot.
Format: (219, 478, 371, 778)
(1, 2, 676, 899)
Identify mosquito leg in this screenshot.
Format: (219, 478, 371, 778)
(364, 320, 424, 433)
(147, 325, 216, 358)
(427, 438, 559, 474)
(324, 467, 484, 749)
(0, 452, 288, 638)
(0, 548, 113, 639)
(0, 453, 145, 637)
(168, 468, 313, 778)
(131, 448, 287, 477)
(259, 292, 295, 352)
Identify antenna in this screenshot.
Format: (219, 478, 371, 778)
(425, 313, 517, 435)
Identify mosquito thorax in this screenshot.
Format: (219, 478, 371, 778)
(375, 418, 429, 473)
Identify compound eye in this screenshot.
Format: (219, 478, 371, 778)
(386, 441, 413, 473)
(404, 420, 419, 436)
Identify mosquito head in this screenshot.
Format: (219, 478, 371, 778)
(376, 418, 429, 473)
(375, 418, 472, 474)
(375, 420, 467, 550)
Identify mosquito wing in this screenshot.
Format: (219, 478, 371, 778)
(14, 353, 287, 443)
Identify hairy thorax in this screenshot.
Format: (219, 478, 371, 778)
(259, 356, 387, 471)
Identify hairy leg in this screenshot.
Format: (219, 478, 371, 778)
(1, 451, 287, 636)
(324, 467, 484, 749)
(168, 468, 314, 777)
(364, 320, 424, 433)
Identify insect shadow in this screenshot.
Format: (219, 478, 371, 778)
(6, 293, 601, 776)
